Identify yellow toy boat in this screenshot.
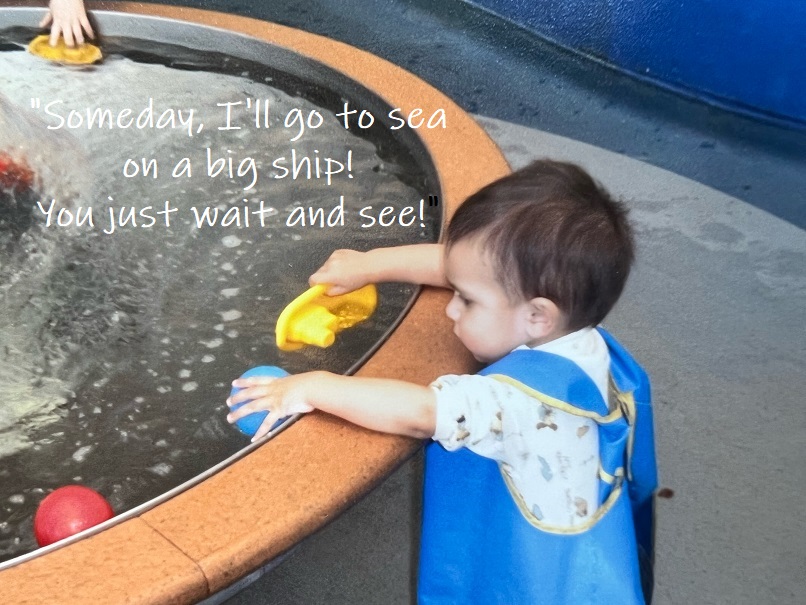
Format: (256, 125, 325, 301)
(276, 284, 377, 351)
(28, 35, 102, 65)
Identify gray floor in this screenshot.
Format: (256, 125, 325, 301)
(215, 117, 806, 604)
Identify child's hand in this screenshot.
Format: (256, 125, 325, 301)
(41, 0, 94, 47)
(309, 249, 375, 295)
(226, 373, 316, 442)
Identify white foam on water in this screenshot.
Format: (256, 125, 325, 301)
(71, 445, 93, 462)
(220, 310, 242, 321)
(147, 462, 172, 477)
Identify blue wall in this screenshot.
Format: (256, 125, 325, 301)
(467, 0, 806, 126)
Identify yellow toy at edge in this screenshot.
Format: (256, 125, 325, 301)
(28, 34, 102, 65)
(276, 284, 378, 351)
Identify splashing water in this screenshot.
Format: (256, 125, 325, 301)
(0, 35, 438, 563)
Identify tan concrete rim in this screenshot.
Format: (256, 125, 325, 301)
(0, 3, 510, 602)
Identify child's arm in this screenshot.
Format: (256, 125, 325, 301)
(309, 244, 447, 295)
(227, 372, 436, 442)
(41, 0, 94, 47)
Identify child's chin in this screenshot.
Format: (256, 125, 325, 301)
(471, 348, 510, 364)
(471, 352, 492, 364)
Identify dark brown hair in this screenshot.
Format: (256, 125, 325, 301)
(446, 160, 634, 331)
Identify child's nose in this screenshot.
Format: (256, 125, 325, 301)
(445, 298, 460, 321)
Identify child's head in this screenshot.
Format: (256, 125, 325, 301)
(443, 160, 633, 359)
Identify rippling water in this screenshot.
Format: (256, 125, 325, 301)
(0, 33, 439, 563)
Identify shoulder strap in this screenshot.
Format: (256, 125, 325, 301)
(597, 327, 658, 560)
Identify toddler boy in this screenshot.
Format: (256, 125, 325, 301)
(227, 159, 657, 604)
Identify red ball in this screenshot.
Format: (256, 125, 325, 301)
(0, 152, 35, 193)
(34, 485, 114, 547)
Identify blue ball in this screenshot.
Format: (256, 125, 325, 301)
(229, 366, 290, 437)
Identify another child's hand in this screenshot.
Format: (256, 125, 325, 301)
(226, 373, 317, 442)
(309, 249, 375, 295)
(41, 0, 94, 47)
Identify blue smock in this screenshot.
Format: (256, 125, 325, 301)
(418, 328, 657, 604)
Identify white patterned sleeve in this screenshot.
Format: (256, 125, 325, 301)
(431, 374, 532, 462)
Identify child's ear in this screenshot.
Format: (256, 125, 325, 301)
(524, 297, 565, 341)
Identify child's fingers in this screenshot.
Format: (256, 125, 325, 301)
(308, 271, 356, 296)
(232, 390, 273, 407)
(308, 250, 361, 291)
(225, 401, 249, 423)
(308, 272, 347, 295)
(227, 387, 268, 411)
(308, 269, 325, 284)
(228, 388, 262, 406)
(226, 396, 269, 422)
(40, 13, 53, 28)
(72, 21, 86, 45)
(80, 16, 94, 38)
(49, 25, 63, 47)
(232, 376, 278, 389)
(251, 409, 286, 442)
(229, 378, 279, 404)
(68, 25, 84, 46)
(322, 284, 349, 295)
(61, 24, 75, 47)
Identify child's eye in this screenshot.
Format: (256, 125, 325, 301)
(451, 289, 475, 307)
